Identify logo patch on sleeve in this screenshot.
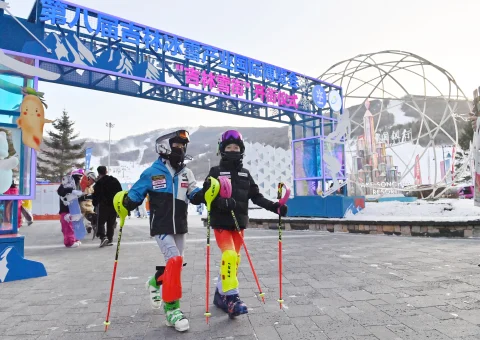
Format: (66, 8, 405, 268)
(181, 182, 188, 188)
(238, 172, 248, 177)
(151, 175, 166, 189)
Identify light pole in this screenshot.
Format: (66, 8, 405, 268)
(106, 122, 115, 171)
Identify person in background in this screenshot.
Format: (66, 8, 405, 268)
(137, 199, 147, 218)
(4, 181, 22, 228)
(197, 203, 204, 215)
(57, 175, 82, 248)
(21, 199, 33, 226)
(92, 166, 122, 247)
(145, 195, 150, 217)
(80, 170, 97, 234)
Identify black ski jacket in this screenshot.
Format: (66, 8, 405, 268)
(202, 160, 276, 230)
(92, 175, 122, 211)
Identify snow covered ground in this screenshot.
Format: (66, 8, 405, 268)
(344, 199, 480, 222)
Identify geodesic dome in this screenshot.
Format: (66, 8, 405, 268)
(319, 50, 472, 199)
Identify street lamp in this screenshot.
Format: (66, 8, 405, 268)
(106, 122, 115, 171)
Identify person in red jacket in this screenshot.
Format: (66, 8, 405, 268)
(4, 181, 22, 228)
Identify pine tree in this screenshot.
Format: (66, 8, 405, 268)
(458, 120, 474, 152)
(37, 110, 85, 182)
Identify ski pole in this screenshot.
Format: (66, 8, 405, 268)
(205, 214, 211, 323)
(104, 191, 129, 332)
(276, 183, 291, 309)
(204, 177, 220, 324)
(217, 176, 265, 303)
(229, 210, 266, 303)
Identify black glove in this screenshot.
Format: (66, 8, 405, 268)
(123, 194, 140, 212)
(271, 202, 288, 217)
(214, 197, 236, 211)
(202, 178, 213, 191)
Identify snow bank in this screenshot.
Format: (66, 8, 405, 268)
(344, 199, 480, 222)
(231, 198, 480, 222)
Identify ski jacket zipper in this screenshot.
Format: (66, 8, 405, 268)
(150, 211, 155, 233)
(172, 174, 176, 234)
(172, 168, 184, 234)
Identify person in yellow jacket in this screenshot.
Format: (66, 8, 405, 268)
(21, 200, 33, 226)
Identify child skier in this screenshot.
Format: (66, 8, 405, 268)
(57, 174, 83, 248)
(201, 129, 288, 318)
(114, 129, 202, 332)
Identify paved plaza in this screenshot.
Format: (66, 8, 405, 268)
(1, 216, 480, 339)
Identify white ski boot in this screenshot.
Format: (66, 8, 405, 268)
(164, 301, 189, 332)
(145, 277, 162, 309)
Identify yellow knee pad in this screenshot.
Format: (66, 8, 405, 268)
(221, 250, 239, 292)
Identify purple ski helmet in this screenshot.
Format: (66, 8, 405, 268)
(71, 168, 85, 177)
(218, 129, 245, 155)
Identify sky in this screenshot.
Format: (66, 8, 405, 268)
(8, 0, 480, 141)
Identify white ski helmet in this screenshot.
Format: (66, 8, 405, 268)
(155, 129, 190, 157)
(85, 170, 97, 182)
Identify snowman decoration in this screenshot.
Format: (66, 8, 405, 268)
(0, 131, 18, 194)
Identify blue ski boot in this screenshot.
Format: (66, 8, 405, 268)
(213, 288, 248, 319)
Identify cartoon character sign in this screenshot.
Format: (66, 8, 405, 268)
(0, 131, 18, 194)
(16, 87, 53, 151)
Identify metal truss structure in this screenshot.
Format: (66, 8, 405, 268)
(320, 50, 473, 199)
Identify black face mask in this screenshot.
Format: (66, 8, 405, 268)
(222, 151, 243, 168)
(169, 147, 185, 170)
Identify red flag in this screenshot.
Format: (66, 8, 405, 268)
(414, 155, 422, 185)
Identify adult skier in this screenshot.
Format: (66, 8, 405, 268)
(114, 129, 202, 332)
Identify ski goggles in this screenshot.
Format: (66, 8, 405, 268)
(175, 130, 190, 141)
(155, 129, 190, 145)
(221, 130, 242, 142)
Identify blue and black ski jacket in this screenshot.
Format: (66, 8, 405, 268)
(127, 158, 202, 236)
